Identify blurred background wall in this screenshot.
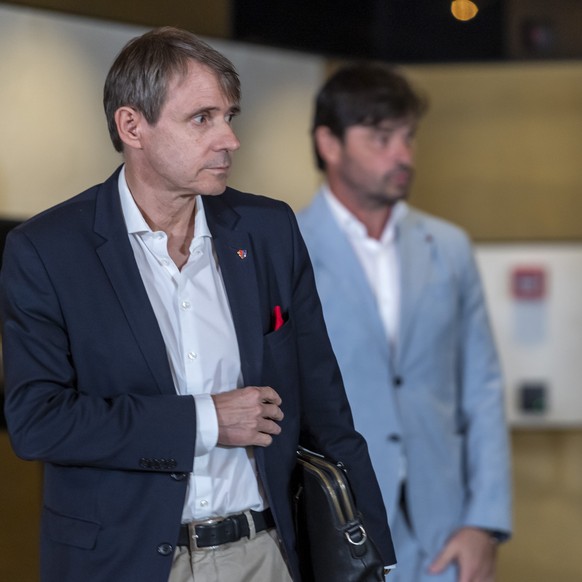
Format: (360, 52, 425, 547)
(0, 2, 580, 580)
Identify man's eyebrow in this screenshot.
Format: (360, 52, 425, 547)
(375, 120, 416, 132)
(369, 124, 397, 135)
(190, 104, 241, 117)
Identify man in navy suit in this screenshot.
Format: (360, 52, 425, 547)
(298, 64, 511, 582)
(0, 29, 394, 582)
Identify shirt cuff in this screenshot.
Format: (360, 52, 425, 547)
(193, 394, 218, 456)
(484, 529, 508, 543)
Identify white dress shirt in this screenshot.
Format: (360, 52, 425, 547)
(322, 185, 408, 347)
(118, 167, 266, 522)
(323, 186, 408, 494)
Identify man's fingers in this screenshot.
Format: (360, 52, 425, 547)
(257, 416, 282, 435)
(253, 432, 274, 448)
(213, 386, 284, 447)
(262, 402, 284, 423)
(256, 385, 282, 406)
(428, 544, 454, 574)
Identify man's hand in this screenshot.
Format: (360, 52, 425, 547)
(428, 527, 497, 582)
(212, 386, 284, 447)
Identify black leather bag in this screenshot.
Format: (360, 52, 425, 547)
(293, 447, 386, 582)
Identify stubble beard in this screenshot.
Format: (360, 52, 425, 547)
(366, 167, 413, 209)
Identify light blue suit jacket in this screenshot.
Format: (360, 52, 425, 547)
(298, 190, 512, 556)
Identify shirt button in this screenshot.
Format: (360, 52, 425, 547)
(161, 258, 170, 266)
(187, 352, 198, 360)
(200, 500, 208, 507)
(181, 301, 191, 310)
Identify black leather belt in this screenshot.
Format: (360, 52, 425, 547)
(178, 508, 275, 549)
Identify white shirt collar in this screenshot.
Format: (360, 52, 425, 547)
(322, 183, 408, 245)
(118, 165, 212, 242)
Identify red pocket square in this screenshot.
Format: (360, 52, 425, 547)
(272, 305, 285, 331)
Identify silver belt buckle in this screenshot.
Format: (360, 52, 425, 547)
(188, 516, 227, 551)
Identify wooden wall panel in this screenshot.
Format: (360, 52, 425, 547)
(406, 62, 582, 241)
(0, 0, 231, 37)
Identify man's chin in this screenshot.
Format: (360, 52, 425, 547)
(371, 190, 409, 207)
(198, 177, 229, 197)
(200, 185, 228, 197)
(387, 189, 410, 206)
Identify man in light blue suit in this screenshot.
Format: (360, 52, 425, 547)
(298, 64, 511, 582)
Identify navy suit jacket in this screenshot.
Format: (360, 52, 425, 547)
(0, 168, 394, 582)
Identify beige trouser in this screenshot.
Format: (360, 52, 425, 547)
(168, 528, 293, 582)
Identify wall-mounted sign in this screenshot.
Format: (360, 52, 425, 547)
(511, 266, 546, 300)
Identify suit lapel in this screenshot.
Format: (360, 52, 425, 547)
(93, 169, 175, 394)
(203, 193, 263, 387)
(396, 210, 433, 362)
(93, 177, 264, 393)
(305, 193, 390, 349)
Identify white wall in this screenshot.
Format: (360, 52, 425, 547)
(0, 4, 324, 219)
(0, 5, 132, 217)
(477, 243, 582, 427)
(215, 40, 324, 209)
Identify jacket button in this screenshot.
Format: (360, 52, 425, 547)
(393, 376, 403, 387)
(157, 543, 174, 556)
(171, 472, 187, 481)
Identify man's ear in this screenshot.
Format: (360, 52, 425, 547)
(314, 126, 342, 167)
(114, 107, 144, 150)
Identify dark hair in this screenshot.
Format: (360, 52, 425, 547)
(312, 63, 428, 170)
(103, 27, 240, 152)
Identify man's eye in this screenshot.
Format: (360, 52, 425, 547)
(193, 114, 207, 124)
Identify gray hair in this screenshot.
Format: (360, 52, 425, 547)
(103, 27, 240, 152)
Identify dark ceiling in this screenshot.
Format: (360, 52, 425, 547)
(3, 0, 580, 63)
(233, 0, 505, 63)
(0, 0, 506, 63)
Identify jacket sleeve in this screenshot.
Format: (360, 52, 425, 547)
(0, 227, 197, 473)
(456, 235, 512, 539)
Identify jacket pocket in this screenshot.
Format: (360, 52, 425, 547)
(44, 506, 100, 550)
(264, 317, 294, 348)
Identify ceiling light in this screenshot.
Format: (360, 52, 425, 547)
(451, 0, 479, 21)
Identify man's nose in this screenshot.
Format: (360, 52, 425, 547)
(218, 122, 240, 152)
(393, 137, 414, 165)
